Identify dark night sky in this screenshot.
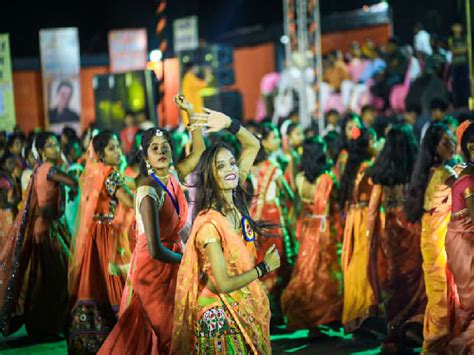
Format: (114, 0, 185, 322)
(0, 0, 464, 59)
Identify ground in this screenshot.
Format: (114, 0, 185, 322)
(0, 325, 421, 354)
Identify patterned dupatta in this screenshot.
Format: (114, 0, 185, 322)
(172, 209, 271, 354)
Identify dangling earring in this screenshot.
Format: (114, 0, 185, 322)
(145, 160, 153, 175)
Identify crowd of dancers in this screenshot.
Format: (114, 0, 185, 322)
(0, 92, 473, 355)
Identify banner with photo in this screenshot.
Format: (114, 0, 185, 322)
(108, 29, 148, 73)
(39, 27, 81, 132)
(0, 34, 16, 132)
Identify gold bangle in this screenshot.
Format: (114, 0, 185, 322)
(463, 187, 474, 199)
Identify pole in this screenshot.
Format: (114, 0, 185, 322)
(313, 0, 324, 133)
(467, 0, 474, 110)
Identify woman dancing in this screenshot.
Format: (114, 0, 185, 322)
(173, 110, 280, 354)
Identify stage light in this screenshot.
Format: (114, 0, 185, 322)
(205, 53, 213, 62)
(280, 35, 289, 44)
(149, 49, 162, 62)
(182, 55, 190, 63)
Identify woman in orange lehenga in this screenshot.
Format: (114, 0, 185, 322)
(405, 122, 457, 353)
(445, 123, 474, 355)
(68, 131, 134, 353)
(98, 96, 208, 355)
(250, 124, 291, 293)
(368, 124, 426, 352)
(281, 138, 342, 331)
(0, 132, 77, 338)
(173, 112, 279, 354)
(340, 127, 379, 332)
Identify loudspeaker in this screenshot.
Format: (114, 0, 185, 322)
(215, 67, 235, 87)
(202, 45, 234, 68)
(179, 44, 235, 87)
(203, 91, 243, 121)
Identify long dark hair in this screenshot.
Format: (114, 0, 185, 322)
(193, 142, 276, 237)
(35, 131, 57, 156)
(339, 127, 373, 209)
(302, 138, 331, 183)
(92, 130, 116, 159)
(404, 123, 450, 223)
(254, 124, 274, 164)
(461, 122, 474, 162)
(139, 128, 173, 175)
(370, 124, 419, 186)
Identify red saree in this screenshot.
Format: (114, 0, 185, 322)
(445, 174, 474, 354)
(281, 173, 342, 329)
(99, 176, 188, 355)
(250, 160, 284, 293)
(172, 209, 271, 354)
(68, 149, 132, 354)
(366, 185, 426, 348)
(0, 162, 70, 337)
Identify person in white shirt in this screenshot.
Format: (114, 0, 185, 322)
(414, 22, 433, 57)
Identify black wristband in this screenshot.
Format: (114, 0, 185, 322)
(255, 261, 270, 278)
(227, 119, 241, 135)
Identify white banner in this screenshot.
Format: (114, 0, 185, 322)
(39, 27, 81, 132)
(173, 16, 199, 53)
(109, 29, 148, 73)
(0, 34, 16, 131)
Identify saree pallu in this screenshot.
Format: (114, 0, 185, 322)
(173, 210, 271, 354)
(420, 210, 450, 353)
(99, 180, 188, 355)
(281, 174, 342, 330)
(445, 213, 474, 355)
(374, 207, 426, 345)
(0, 163, 70, 337)
(341, 203, 378, 332)
(68, 162, 132, 354)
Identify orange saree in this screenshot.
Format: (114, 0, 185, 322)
(99, 176, 188, 355)
(445, 174, 474, 354)
(341, 161, 378, 332)
(68, 150, 132, 354)
(420, 165, 455, 353)
(0, 163, 70, 337)
(366, 185, 426, 348)
(172, 209, 271, 355)
(281, 173, 342, 330)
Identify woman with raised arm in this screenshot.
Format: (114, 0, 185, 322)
(98, 95, 209, 354)
(173, 110, 280, 354)
(0, 132, 77, 338)
(405, 122, 457, 353)
(281, 137, 342, 333)
(367, 124, 426, 352)
(445, 122, 474, 355)
(68, 130, 134, 354)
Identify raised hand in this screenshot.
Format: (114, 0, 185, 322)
(191, 108, 232, 133)
(174, 94, 194, 113)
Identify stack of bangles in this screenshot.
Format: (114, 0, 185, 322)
(255, 261, 270, 278)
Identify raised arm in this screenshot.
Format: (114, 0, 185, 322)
(173, 95, 206, 181)
(140, 193, 182, 263)
(197, 109, 261, 185)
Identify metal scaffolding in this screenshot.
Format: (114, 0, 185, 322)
(283, 0, 324, 131)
